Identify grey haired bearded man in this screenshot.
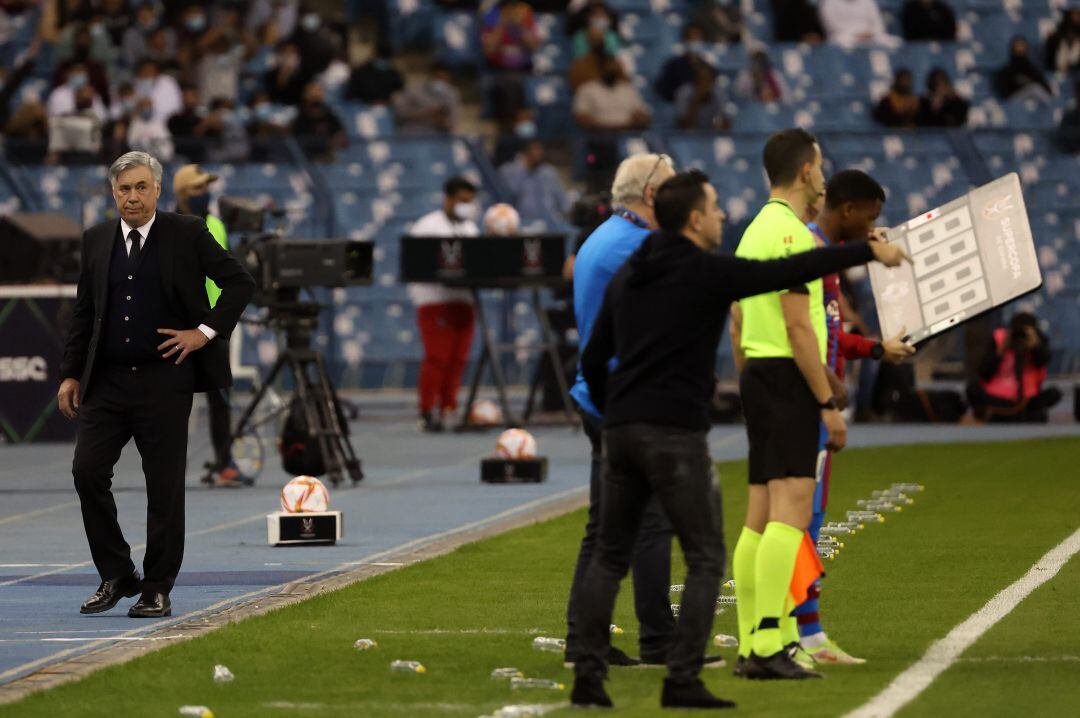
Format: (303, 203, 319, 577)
(58, 151, 254, 617)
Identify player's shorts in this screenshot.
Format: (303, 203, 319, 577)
(741, 358, 820, 485)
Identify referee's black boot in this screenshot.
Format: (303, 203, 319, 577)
(744, 650, 823, 680)
(661, 677, 736, 710)
(571, 675, 613, 708)
(80, 571, 141, 614)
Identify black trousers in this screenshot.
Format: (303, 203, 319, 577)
(72, 362, 194, 594)
(206, 388, 232, 469)
(574, 423, 725, 684)
(966, 380, 1062, 423)
(565, 409, 675, 662)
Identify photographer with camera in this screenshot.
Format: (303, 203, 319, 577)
(967, 312, 1062, 423)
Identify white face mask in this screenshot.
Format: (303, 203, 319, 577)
(453, 201, 481, 222)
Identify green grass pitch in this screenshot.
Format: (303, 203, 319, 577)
(4, 437, 1079, 717)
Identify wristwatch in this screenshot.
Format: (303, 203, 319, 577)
(819, 397, 839, 410)
(870, 342, 885, 360)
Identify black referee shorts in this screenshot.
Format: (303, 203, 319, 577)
(740, 358, 820, 485)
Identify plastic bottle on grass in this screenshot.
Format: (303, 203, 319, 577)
(713, 634, 738, 648)
(510, 677, 565, 691)
(892, 482, 924, 492)
(670, 584, 685, 593)
(353, 639, 378, 650)
(212, 665, 233, 683)
(670, 603, 681, 617)
(390, 660, 426, 673)
(179, 707, 214, 718)
(531, 636, 565, 653)
(492, 667, 524, 680)
(610, 624, 624, 635)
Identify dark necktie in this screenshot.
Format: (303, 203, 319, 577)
(128, 229, 142, 265)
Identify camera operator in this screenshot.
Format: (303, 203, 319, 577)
(966, 312, 1062, 422)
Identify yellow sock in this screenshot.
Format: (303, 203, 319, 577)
(732, 527, 762, 659)
(751, 521, 803, 657)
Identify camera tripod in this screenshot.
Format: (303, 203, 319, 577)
(229, 301, 363, 487)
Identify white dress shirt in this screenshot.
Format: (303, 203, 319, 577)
(120, 213, 216, 341)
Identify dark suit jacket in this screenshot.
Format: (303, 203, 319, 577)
(60, 211, 255, 401)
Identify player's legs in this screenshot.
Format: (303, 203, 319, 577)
(795, 426, 830, 642)
(416, 304, 452, 421)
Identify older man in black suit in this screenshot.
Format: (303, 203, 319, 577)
(57, 151, 255, 618)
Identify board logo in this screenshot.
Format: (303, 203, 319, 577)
(982, 195, 1014, 219)
(522, 238, 543, 275)
(437, 239, 465, 277)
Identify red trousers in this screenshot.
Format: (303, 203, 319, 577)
(417, 302, 475, 414)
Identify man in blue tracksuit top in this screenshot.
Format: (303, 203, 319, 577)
(564, 153, 687, 667)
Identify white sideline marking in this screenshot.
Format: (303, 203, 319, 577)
(0, 502, 81, 528)
(845, 527, 1080, 718)
(958, 655, 1080, 663)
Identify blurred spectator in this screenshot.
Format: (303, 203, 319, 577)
(204, 98, 250, 163)
(566, 0, 618, 38)
(53, 27, 112, 106)
(917, 68, 969, 126)
(197, 33, 247, 104)
(734, 49, 789, 104)
(122, 3, 176, 69)
(574, 55, 649, 191)
(690, 0, 744, 44)
(675, 62, 731, 129)
(247, 91, 290, 161)
(47, 83, 103, 164)
(109, 80, 137, 120)
(4, 101, 49, 162)
(55, 20, 116, 72)
(101, 113, 131, 162)
(967, 313, 1061, 423)
(291, 81, 346, 159)
(0, 39, 39, 130)
(574, 54, 650, 131)
(570, 44, 608, 91)
(493, 107, 538, 166)
(176, 4, 211, 70)
(901, 0, 957, 42)
(820, 0, 900, 48)
(346, 42, 404, 105)
(654, 25, 713, 103)
(133, 59, 182, 122)
(393, 62, 460, 133)
(98, 0, 132, 48)
(47, 63, 107, 121)
(127, 96, 174, 161)
(246, 0, 300, 47)
(497, 139, 572, 228)
(482, 0, 540, 126)
(1045, 8, 1080, 74)
(168, 84, 209, 162)
(291, 4, 342, 79)
(1056, 79, 1080, 153)
(994, 36, 1053, 102)
(571, 3, 620, 60)
(873, 68, 920, 127)
(770, 0, 824, 43)
(264, 41, 308, 106)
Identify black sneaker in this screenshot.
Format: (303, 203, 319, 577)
(744, 650, 824, 680)
(661, 678, 736, 710)
(608, 646, 641, 667)
(641, 655, 726, 669)
(732, 655, 748, 678)
(571, 676, 613, 708)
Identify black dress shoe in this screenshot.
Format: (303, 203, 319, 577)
(744, 650, 823, 680)
(80, 571, 141, 614)
(570, 675, 613, 708)
(732, 655, 748, 678)
(661, 677, 736, 709)
(128, 591, 171, 618)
